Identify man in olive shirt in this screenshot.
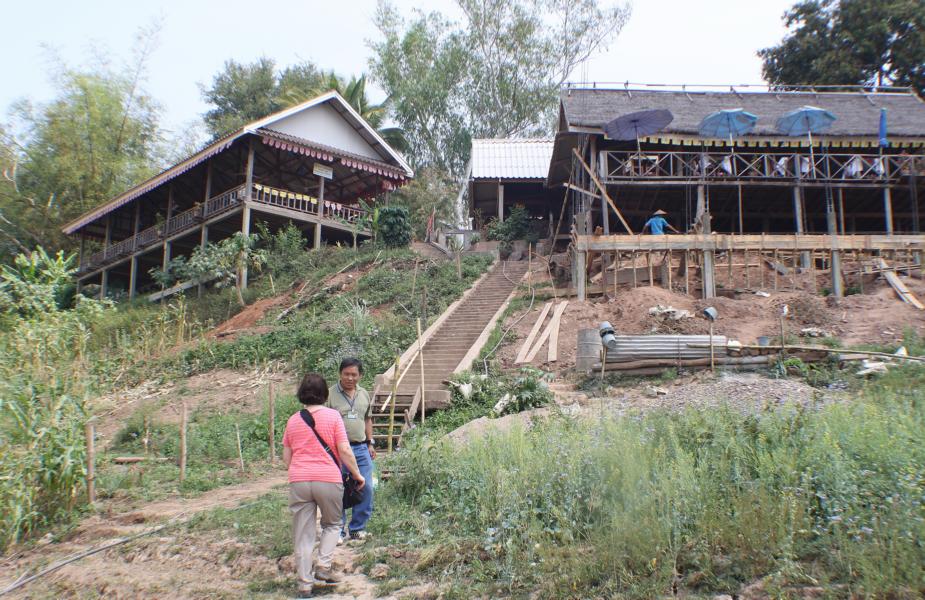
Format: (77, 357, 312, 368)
(327, 357, 375, 541)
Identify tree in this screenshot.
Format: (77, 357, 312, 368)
(759, 0, 925, 96)
(369, 0, 632, 174)
(376, 206, 412, 247)
(1, 28, 165, 263)
(390, 167, 460, 238)
(186, 233, 268, 307)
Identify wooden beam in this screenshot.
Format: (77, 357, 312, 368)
(524, 301, 568, 363)
(515, 302, 552, 364)
(572, 148, 633, 234)
(575, 233, 925, 252)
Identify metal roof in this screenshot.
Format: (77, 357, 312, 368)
(470, 138, 554, 180)
(560, 87, 925, 140)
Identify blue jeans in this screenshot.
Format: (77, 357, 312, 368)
(343, 443, 374, 533)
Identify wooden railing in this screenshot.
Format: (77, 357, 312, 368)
(79, 183, 369, 273)
(251, 183, 367, 225)
(80, 185, 246, 272)
(600, 150, 924, 183)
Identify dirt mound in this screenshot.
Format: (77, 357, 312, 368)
(208, 294, 291, 340)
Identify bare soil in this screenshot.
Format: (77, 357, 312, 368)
(501, 271, 925, 373)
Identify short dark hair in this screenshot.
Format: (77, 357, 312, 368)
(339, 357, 363, 374)
(297, 373, 329, 405)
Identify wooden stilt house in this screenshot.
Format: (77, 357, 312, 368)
(63, 91, 413, 299)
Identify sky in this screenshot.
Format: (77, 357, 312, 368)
(1, 0, 796, 134)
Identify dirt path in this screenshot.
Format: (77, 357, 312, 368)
(0, 473, 424, 599)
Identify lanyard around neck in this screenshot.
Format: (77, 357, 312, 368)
(338, 383, 357, 411)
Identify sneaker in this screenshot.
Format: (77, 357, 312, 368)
(349, 530, 370, 540)
(296, 583, 313, 598)
(336, 534, 345, 546)
(314, 567, 343, 584)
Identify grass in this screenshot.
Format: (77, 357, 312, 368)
(369, 363, 925, 599)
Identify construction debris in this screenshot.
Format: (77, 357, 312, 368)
(647, 305, 693, 320)
(800, 327, 831, 338)
(878, 258, 925, 310)
(515, 302, 552, 363)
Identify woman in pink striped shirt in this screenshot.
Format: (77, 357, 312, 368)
(283, 373, 365, 596)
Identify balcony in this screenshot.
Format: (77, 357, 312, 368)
(600, 150, 925, 185)
(79, 183, 369, 274)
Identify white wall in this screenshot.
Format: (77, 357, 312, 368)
(269, 103, 385, 161)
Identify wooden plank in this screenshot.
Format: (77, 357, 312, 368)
(515, 302, 553, 364)
(547, 301, 567, 362)
(525, 301, 569, 363)
(878, 258, 925, 310)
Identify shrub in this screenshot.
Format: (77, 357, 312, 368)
(485, 205, 531, 242)
(377, 206, 412, 247)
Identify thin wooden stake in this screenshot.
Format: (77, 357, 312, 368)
(614, 251, 620, 297)
(417, 318, 426, 425)
(727, 248, 733, 289)
(268, 382, 276, 462)
(235, 423, 245, 473)
(809, 250, 818, 294)
(684, 250, 690, 296)
(143, 416, 150, 455)
(647, 251, 654, 287)
(709, 322, 715, 373)
(545, 256, 558, 299)
(760, 240, 766, 289)
(859, 252, 865, 294)
(179, 400, 188, 483)
(779, 315, 787, 359)
(85, 420, 95, 504)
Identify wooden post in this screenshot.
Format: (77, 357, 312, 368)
(268, 382, 276, 462)
(85, 419, 96, 504)
(744, 248, 750, 288)
(779, 313, 787, 358)
(143, 416, 150, 455)
(179, 400, 188, 483)
(760, 239, 766, 289)
(884, 186, 894, 235)
(497, 182, 505, 223)
(684, 250, 690, 295)
(709, 322, 715, 373)
(235, 424, 245, 473)
(240, 204, 251, 289)
(417, 318, 426, 425)
(576, 250, 587, 301)
(99, 269, 109, 301)
(631, 251, 638, 288)
(773, 248, 780, 291)
(197, 225, 209, 297)
(313, 223, 322, 250)
(727, 248, 733, 289)
(665, 249, 672, 291)
(387, 355, 400, 453)
(646, 251, 653, 287)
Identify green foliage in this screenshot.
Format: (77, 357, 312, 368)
(0, 31, 165, 261)
(370, 0, 631, 173)
(258, 222, 307, 280)
(485, 205, 531, 242)
(381, 371, 925, 598)
(760, 0, 925, 95)
(186, 233, 268, 307)
(0, 248, 113, 549)
(377, 206, 412, 248)
(201, 58, 326, 139)
(390, 167, 460, 239)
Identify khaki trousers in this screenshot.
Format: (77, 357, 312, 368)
(289, 481, 343, 588)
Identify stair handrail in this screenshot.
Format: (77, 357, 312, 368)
(378, 344, 422, 412)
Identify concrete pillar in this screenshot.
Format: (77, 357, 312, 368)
(793, 186, 810, 268)
(884, 186, 894, 234)
(314, 223, 322, 249)
(575, 249, 586, 301)
(698, 186, 716, 299)
(827, 209, 844, 297)
(497, 183, 504, 222)
(240, 205, 251, 289)
(128, 257, 138, 300)
(100, 269, 108, 300)
(197, 224, 209, 298)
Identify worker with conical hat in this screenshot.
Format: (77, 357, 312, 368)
(642, 209, 679, 235)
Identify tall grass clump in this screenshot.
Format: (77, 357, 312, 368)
(382, 369, 925, 598)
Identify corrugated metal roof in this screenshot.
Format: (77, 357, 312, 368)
(471, 138, 554, 180)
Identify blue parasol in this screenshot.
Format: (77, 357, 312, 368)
(879, 107, 888, 148)
(698, 109, 758, 233)
(698, 108, 758, 140)
(776, 106, 838, 178)
(775, 105, 837, 137)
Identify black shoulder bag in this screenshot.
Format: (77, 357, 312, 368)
(299, 409, 364, 509)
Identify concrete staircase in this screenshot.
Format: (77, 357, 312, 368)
(372, 260, 528, 451)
